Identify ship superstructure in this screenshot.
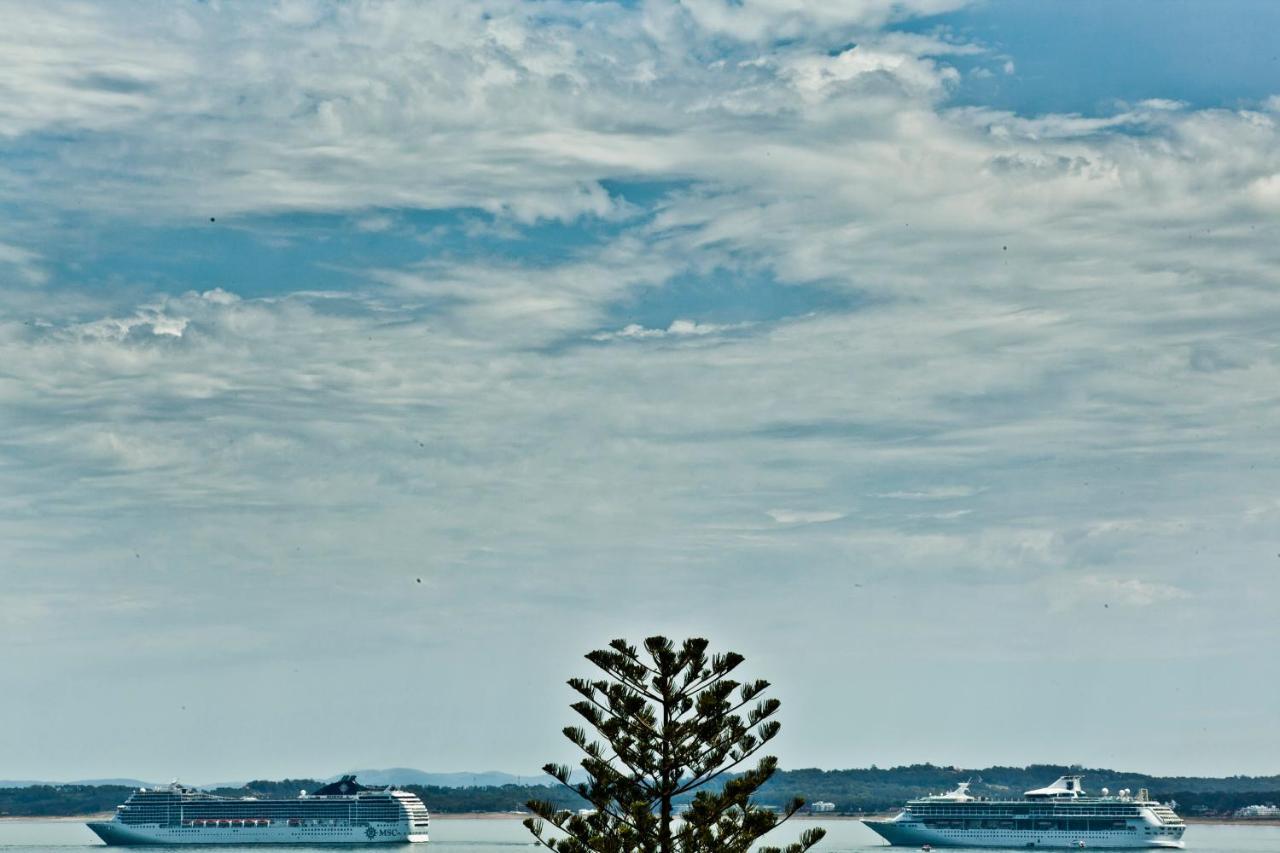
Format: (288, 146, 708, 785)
(87, 776, 429, 845)
(863, 776, 1185, 849)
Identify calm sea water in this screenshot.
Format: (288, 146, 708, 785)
(2, 819, 1277, 853)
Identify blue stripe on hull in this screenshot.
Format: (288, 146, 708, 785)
(861, 819, 1183, 849)
(85, 822, 427, 846)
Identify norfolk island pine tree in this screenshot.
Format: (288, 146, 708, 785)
(525, 636, 826, 853)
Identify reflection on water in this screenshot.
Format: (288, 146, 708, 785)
(2, 818, 1278, 853)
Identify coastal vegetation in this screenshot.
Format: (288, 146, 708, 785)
(524, 636, 824, 853)
(2, 766, 1277, 819)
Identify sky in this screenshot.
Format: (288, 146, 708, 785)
(1, 0, 1278, 783)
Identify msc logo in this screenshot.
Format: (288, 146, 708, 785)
(365, 827, 377, 840)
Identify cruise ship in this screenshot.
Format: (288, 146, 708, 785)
(863, 776, 1185, 849)
(87, 776, 429, 845)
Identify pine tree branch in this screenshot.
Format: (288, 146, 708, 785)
(668, 691, 772, 755)
(572, 692, 660, 737)
(674, 736, 778, 796)
(609, 638, 661, 676)
(592, 664, 662, 703)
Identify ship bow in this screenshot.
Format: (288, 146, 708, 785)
(86, 822, 131, 846)
(861, 819, 915, 847)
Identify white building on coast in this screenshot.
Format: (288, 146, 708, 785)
(1234, 804, 1280, 818)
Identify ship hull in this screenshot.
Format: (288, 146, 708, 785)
(862, 819, 1184, 849)
(87, 821, 428, 846)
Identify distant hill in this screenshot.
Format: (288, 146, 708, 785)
(5, 765, 1278, 818)
(0, 778, 153, 789)
(336, 768, 569, 788)
(756, 764, 1280, 814)
(335, 769, 539, 788)
(0, 769, 567, 792)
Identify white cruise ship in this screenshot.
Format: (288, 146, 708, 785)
(863, 776, 1185, 849)
(87, 776, 429, 845)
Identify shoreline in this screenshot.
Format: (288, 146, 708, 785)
(1185, 816, 1280, 826)
(4, 813, 1277, 828)
(0, 814, 113, 822)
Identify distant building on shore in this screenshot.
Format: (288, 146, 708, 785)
(810, 801, 836, 813)
(1234, 804, 1280, 818)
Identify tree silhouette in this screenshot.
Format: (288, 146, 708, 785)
(525, 636, 824, 853)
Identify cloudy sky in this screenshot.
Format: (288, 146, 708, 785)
(2, 0, 1278, 783)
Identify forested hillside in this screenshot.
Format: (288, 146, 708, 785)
(755, 764, 1280, 814)
(4, 765, 1278, 817)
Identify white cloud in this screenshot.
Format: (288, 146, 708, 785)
(766, 508, 845, 525)
(592, 319, 749, 341)
(1085, 519, 1191, 538)
(670, 0, 971, 42)
(200, 288, 241, 306)
(0, 0, 994, 223)
(1138, 98, 1187, 111)
(878, 486, 980, 500)
(74, 308, 189, 340)
(1247, 172, 1280, 208)
(1056, 575, 1193, 609)
(0, 242, 48, 285)
(354, 214, 396, 233)
(774, 43, 961, 101)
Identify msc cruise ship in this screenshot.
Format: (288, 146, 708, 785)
(87, 776, 429, 845)
(863, 776, 1185, 849)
